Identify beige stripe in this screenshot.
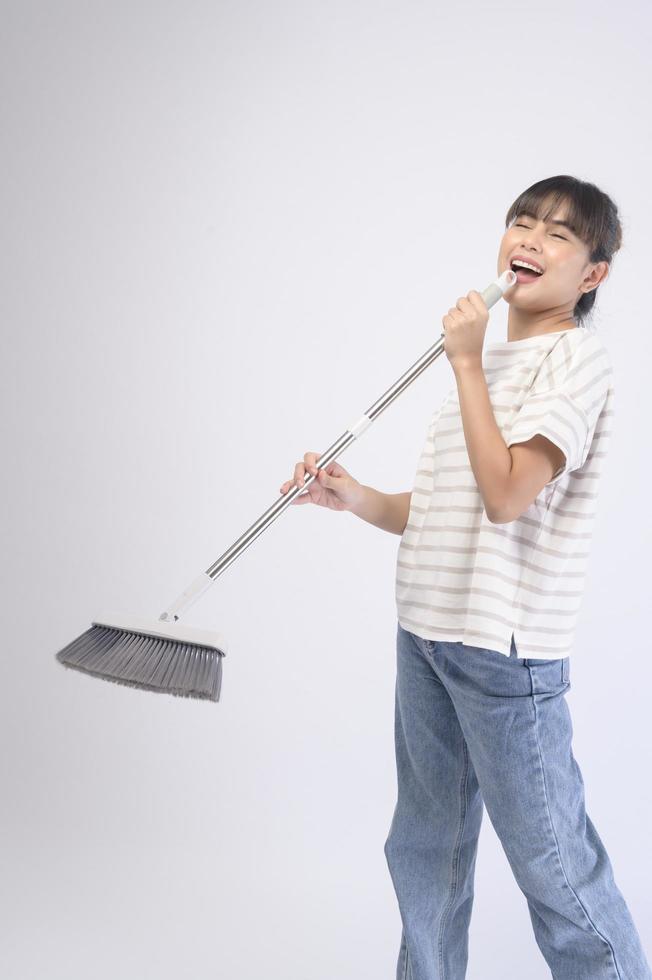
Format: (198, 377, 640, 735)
(414, 519, 589, 544)
(566, 351, 613, 398)
(510, 400, 586, 444)
(401, 531, 591, 561)
(549, 503, 597, 520)
(395, 559, 585, 596)
(397, 546, 588, 578)
(553, 486, 599, 499)
(405, 506, 597, 539)
(492, 519, 592, 541)
(414, 482, 600, 501)
(429, 444, 473, 457)
(395, 580, 580, 617)
(399, 599, 576, 635)
(405, 514, 593, 540)
(408, 501, 483, 515)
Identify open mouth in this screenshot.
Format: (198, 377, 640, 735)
(510, 261, 544, 284)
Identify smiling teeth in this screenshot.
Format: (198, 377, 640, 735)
(512, 260, 543, 274)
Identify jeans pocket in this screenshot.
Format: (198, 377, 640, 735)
(562, 656, 570, 684)
(525, 656, 570, 694)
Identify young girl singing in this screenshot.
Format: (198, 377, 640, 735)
(280, 174, 651, 980)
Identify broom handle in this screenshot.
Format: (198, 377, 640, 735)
(159, 269, 517, 623)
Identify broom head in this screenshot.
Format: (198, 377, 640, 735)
(55, 611, 228, 702)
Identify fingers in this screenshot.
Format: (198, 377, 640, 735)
(279, 478, 308, 503)
(303, 451, 320, 481)
(295, 452, 320, 487)
(279, 452, 321, 496)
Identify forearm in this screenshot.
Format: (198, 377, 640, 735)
(453, 360, 512, 521)
(349, 486, 411, 536)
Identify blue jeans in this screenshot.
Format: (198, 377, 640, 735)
(384, 621, 651, 980)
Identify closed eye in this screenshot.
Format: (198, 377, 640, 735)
(514, 222, 567, 240)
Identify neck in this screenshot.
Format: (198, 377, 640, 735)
(506, 304, 578, 343)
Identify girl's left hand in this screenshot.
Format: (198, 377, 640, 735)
(442, 290, 489, 370)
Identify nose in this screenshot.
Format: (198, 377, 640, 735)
(517, 230, 544, 254)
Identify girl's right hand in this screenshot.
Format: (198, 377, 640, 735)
(279, 452, 363, 512)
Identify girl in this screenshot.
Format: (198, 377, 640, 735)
(280, 175, 651, 979)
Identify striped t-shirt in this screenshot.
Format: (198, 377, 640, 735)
(395, 326, 615, 659)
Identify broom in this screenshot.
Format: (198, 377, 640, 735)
(54, 268, 517, 702)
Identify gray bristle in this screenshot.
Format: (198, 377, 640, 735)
(55, 624, 223, 701)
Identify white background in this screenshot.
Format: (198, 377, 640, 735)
(1, 1, 650, 978)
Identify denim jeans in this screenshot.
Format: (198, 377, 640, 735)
(384, 621, 651, 980)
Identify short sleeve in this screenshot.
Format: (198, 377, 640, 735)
(505, 332, 613, 483)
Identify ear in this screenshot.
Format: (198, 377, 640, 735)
(582, 260, 610, 294)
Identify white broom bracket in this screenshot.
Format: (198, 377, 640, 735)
(158, 571, 215, 623)
(347, 413, 373, 440)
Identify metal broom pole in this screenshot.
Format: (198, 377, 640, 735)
(55, 268, 516, 701)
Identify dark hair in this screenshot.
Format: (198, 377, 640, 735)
(504, 175, 623, 328)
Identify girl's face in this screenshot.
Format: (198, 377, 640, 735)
(497, 200, 608, 314)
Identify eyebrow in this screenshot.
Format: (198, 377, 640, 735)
(517, 211, 577, 235)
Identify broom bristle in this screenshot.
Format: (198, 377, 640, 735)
(55, 624, 224, 701)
